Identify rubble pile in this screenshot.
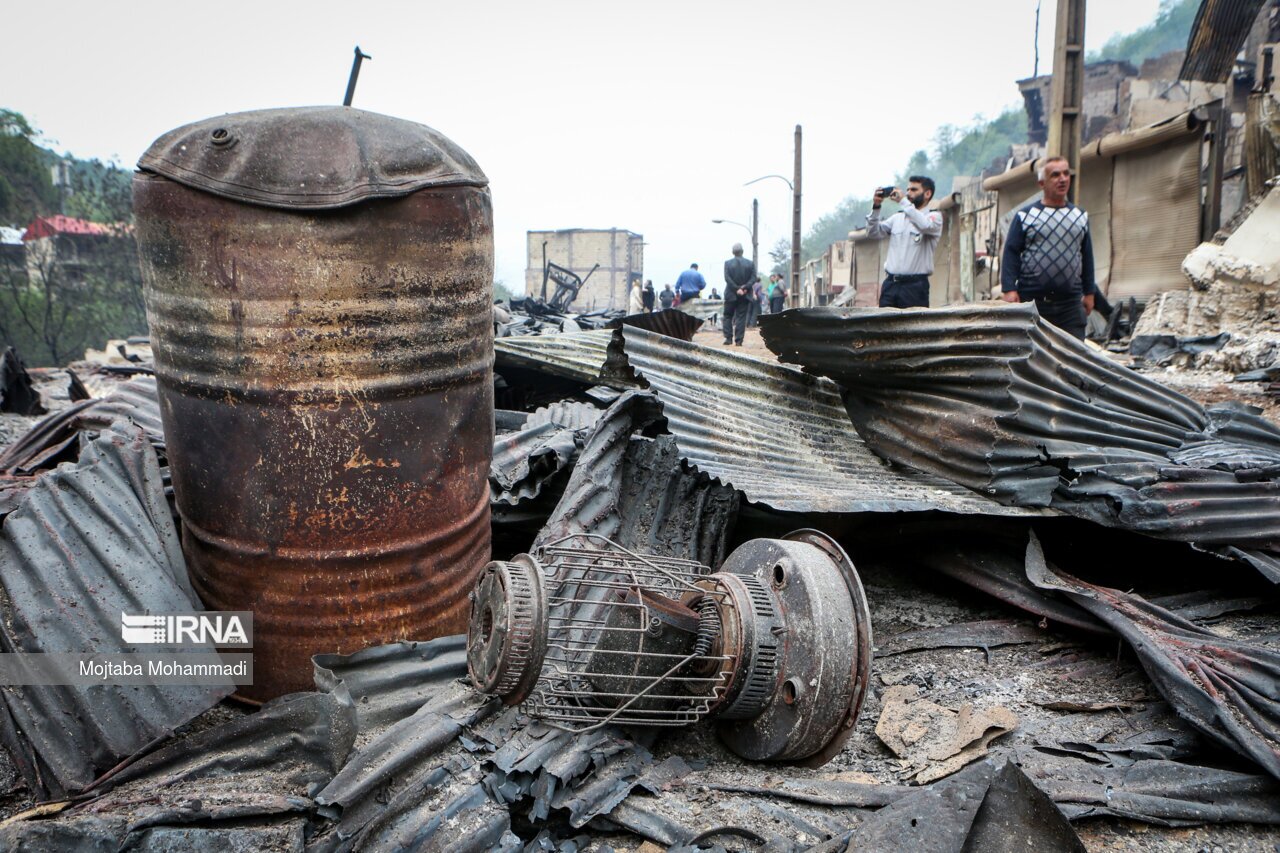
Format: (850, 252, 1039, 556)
(1133, 183, 1280, 375)
(2, 306, 1280, 850)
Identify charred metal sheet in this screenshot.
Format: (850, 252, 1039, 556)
(606, 307, 703, 342)
(0, 422, 232, 800)
(618, 324, 1042, 516)
(490, 421, 579, 506)
(312, 636, 469, 742)
(875, 619, 1048, 658)
(914, 544, 1111, 635)
(0, 347, 45, 415)
(761, 306, 1280, 558)
(0, 692, 354, 850)
(137, 111, 495, 699)
(314, 681, 498, 846)
(845, 760, 1084, 853)
(0, 376, 163, 476)
(534, 390, 739, 568)
(525, 400, 604, 432)
(494, 330, 627, 386)
(612, 759, 1084, 851)
(1026, 533, 1280, 780)
(1179, 0, 1269, 82)
(1017, 748, 1280, 825)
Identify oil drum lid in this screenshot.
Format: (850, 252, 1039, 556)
(137, 106, 488, 210)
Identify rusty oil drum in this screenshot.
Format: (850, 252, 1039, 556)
(134, 107, 493, 699)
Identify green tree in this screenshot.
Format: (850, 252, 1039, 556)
(493, 278, 516, 303)
(1089, 0, 1199, 66)
(768, 238, 791, 277)
(0, 109, 57, 226)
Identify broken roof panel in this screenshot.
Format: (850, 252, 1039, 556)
(0, 422, 232, 800)
(606, 308, 703, 342)
(0, 691, 354, 849)
(494, 330, 628, 386)
(0, 376, 164, 477)
(1027, 533, 1280, 781)
(1179, 0, 1269, 82)
(761, 305, 1280, 560)
(616, 325, 1041, 516)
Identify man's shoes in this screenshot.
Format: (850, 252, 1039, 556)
(723, 340, 733, 345)
(734, 341, 744, 346)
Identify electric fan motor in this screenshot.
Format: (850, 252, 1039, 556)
(466, 530, 872, 766)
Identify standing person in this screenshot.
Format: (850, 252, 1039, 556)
(675, 263, 707, 302)
(722, 243, 755, 346)
(659, 283, 675, 309)
(1000, 156, 1096, 339)
(628, 280, 644, 314)
(768, 273, 788, 315)
(748, 276, 764, 325)
(642, 279, 656, 312)
(864, 176, 942, 308)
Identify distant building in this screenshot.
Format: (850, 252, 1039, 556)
(0, 226, 24, 268)
(526, 228, 643, 311)
(22, 215, 121, 285)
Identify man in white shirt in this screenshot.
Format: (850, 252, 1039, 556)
(863, 176, 943, 308)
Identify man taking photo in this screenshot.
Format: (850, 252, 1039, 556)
(1000, 156, 1096, 339)
(864, 176, 942, 308)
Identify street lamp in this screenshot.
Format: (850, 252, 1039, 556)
(746, 124, 802, 307)
(711, 207, 758, 272)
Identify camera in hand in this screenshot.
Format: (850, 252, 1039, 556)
(878, 186, 896, 197)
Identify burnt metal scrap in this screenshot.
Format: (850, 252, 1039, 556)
(606, 307, 703, 342)
(533, 390, 740, 568)
(1026, 532, 1280, 780)
(1179, 0, 1269, 83)
(0, 692, 354, 851)
(0, 376, 164, 479)
(616, 324, 1044, 517)
(761, 305, 1280, 570)
(466, 529, 873, 766)
(0, 347, 46, 416)
(0, 422, 232, 800)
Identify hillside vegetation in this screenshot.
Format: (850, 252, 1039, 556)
(792, 0, 1198, 273)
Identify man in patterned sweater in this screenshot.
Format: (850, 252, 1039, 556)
(1000, 156, 1096, 339)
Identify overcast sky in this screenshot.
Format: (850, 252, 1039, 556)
(5, 0, 1162, 292)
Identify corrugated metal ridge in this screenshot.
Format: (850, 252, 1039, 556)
(617, 325, 1041, 516)
(759, 306, 1280, 549)
(494, 330, 634, 386)
(1179, 0, 1268, 83)
(608, 308, 703, 342)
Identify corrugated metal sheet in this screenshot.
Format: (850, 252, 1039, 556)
(0, 422, 232, 800)
(526, 400, 604, 431)
(1027, 533, 1280, 781)
(616, 326, 1041, 516)
(0, 692, 354, 850)
(1179, 0, 1268, 82)
(760, 305, 1280, 557)
(494, 330, 627, 386)
(534, 390, 740, 569)
(608, 308, 703, 342)
(312, 636, 470, 743)
(0, 377, 164, 476)
(490, 421, 579, 506)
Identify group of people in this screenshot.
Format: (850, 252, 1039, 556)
(625, 157, 1093, 343)
(863, 159, 1097, 339)
(628, 254, 789, 346)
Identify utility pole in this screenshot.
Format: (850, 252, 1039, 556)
(792, 125, 802, 306)
(751, 198, 759, 274)
(1046, 0, 1085, 202)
